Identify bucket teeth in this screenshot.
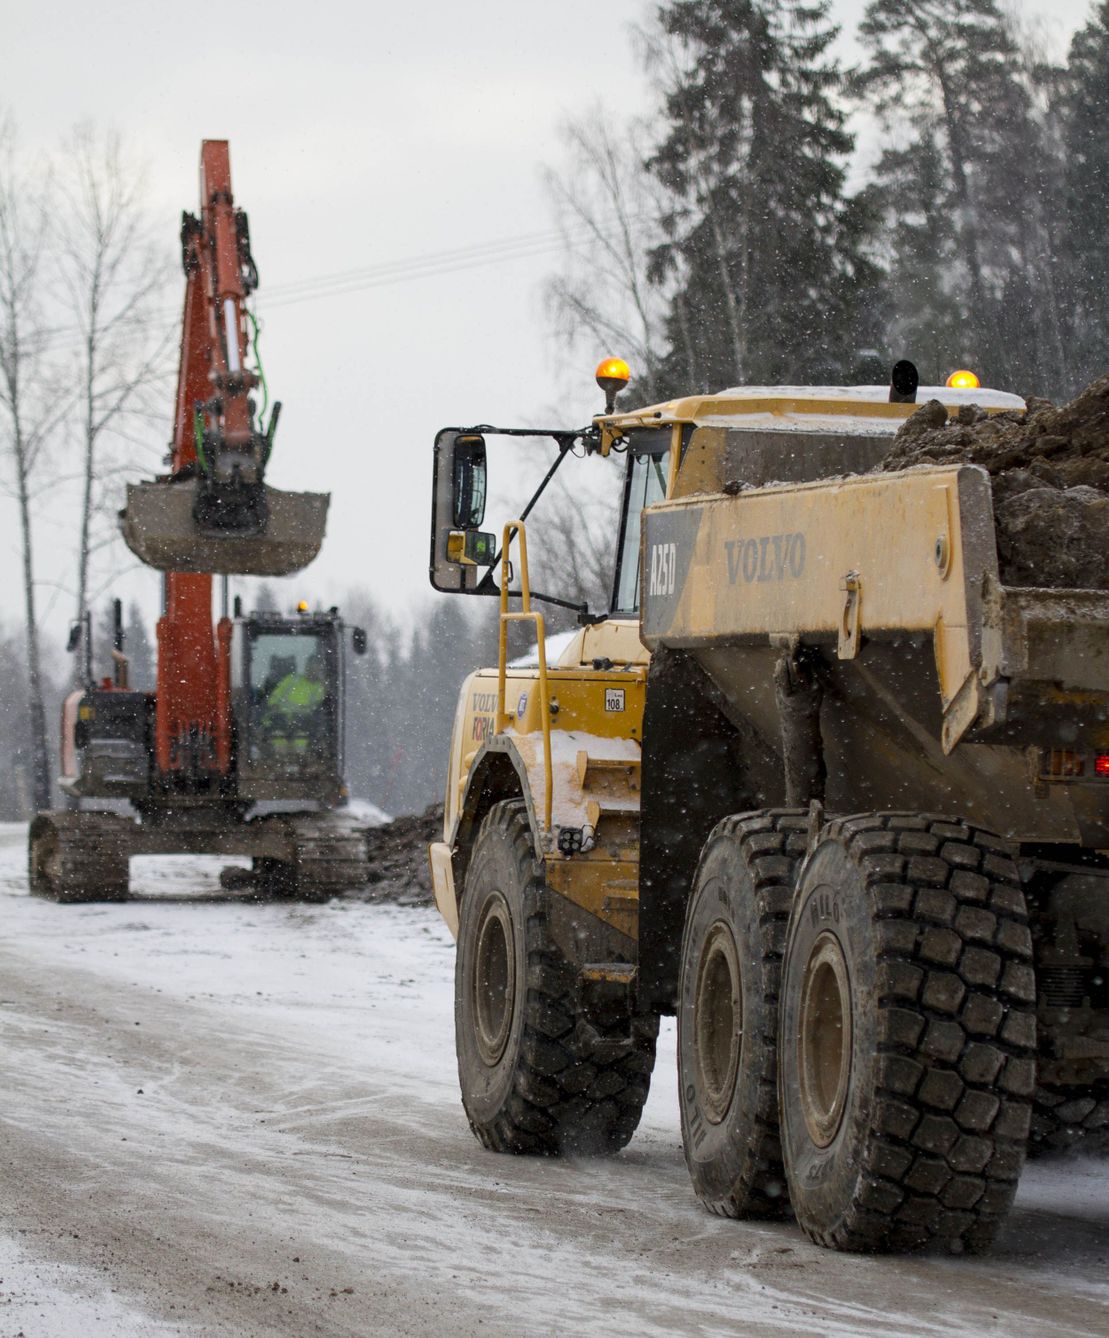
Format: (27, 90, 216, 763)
(119, 478, 329, 576)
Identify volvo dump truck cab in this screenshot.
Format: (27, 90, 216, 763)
(428, 361, 1109, 1254)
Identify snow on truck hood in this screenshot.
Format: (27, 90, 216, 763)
(608, 384, 1026, 436)
(508, 628, 581, 669)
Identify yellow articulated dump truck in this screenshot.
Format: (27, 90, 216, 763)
(427, 359, 1109, 1255)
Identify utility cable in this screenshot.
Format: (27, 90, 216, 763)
(33, 215, 649, 351)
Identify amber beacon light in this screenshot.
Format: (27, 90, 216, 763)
(946, 369, 981, 390)
(596, 356, 631, 414)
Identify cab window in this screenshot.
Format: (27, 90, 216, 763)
(613, 434, 671, 615)
(248, 631, 333, 761)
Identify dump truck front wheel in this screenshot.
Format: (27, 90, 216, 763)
(779, 814, 1036, 1254)
(456, 800, 657, 1156)
(678, 810, 807, 1217)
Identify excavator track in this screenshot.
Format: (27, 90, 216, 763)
(253, 812, 370, 902)
(28, 812, 132, 903)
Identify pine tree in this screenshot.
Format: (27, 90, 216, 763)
(1062, 1, 1109, 390)
(857, 0, 1068, 391)
(644, 0, 880, 392)
(869, 132, 965, 382)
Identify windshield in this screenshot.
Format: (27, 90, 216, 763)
(613, 439, 671, 615)
(248, 630, 334, 763)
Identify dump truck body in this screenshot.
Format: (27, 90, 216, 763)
(640, 465, 1109, 845)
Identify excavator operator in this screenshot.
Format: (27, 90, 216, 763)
(263, 649, 328, 755)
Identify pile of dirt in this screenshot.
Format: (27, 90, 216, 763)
(355, 804, 443, 906)
(881, 376, 1109, 589)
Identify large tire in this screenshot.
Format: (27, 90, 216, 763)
(456, 800, 657, 1156)
(779, 814, 1036, 1254)
(1030, 1081, 1109, 1157)
(678, 810, 807, 1218)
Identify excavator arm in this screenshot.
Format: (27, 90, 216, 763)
(119, 139, 328, 575)
(119, 140, 330, 780)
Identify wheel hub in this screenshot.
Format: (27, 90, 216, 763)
(694, 920, 742, 1125)
(798, 929, 853, 1148)
(472, 890, 516, 1066)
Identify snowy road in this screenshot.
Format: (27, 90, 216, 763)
(1, 823, 1108, 1337)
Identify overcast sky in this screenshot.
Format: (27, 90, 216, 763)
(3, 0, 1095, 640)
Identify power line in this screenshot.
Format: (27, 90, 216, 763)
(262, 224, 581, 299)
(35, 218, 640, 352)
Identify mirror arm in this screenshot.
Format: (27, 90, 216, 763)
(459, 424, 601, 621)
(471, 569, 596, 621)
(519, 587, 588, 616)
(486, 431, 579, 573)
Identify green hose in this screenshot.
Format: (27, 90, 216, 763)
(193, 409, 208, 474)
(246, 309, 270, 431)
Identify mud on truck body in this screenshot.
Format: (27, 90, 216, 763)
(427, 361, 1109, 1255)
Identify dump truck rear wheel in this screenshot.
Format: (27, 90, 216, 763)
(677, 810, 807, 1217)
(1029, 1081, 1109, 1157)
(779, 814, 1036, 1254)
(456, 800, 657, 1156)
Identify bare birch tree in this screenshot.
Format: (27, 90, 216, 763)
(543, 113, 671, 403)
(0, 117, 66, 811)
(55, 124, 171, 644)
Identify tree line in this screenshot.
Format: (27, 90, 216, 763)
(0, 116, 169, 810)
(2, 2, 1104, 821)
(546, 0, 1109, 402)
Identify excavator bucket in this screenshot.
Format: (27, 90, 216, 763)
(119, 479, 330, 576)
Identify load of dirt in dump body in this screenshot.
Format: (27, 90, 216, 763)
(880, 375, 1109, 589)
(354, 803, 443, 907)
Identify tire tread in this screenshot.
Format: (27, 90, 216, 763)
(464, 801, 657, 1157)
(800, 812, 1035, 1254)
(682, 808, 807, 1218)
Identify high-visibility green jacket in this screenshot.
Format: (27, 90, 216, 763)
(263, 673, 326, 754)
(266, 673, 325, 719)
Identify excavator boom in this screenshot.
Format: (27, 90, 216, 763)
(119, 140, 329, 574)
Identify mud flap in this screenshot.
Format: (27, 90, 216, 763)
(119, 479, 329, 576)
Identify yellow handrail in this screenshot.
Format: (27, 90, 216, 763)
(496, 520, 553, 833)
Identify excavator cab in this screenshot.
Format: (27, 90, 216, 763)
(231, 607, 363, 805)
(58, 600, 366, 810)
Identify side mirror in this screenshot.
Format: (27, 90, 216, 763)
(446, 530, 496, 567)
(430, 429, 495, 594)
(351, 626, 368, 656)
(66, 622, 82, 654)
(452, 433, 487, 529)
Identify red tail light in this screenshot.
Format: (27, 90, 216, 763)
(1096, 754, 1109, 778)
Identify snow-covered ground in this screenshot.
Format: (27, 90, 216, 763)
(1, 821, 1107, 1337)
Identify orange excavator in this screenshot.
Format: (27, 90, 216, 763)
(29, 141, 370, 902)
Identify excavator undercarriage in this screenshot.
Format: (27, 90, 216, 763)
(29, 807, 368, 904)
